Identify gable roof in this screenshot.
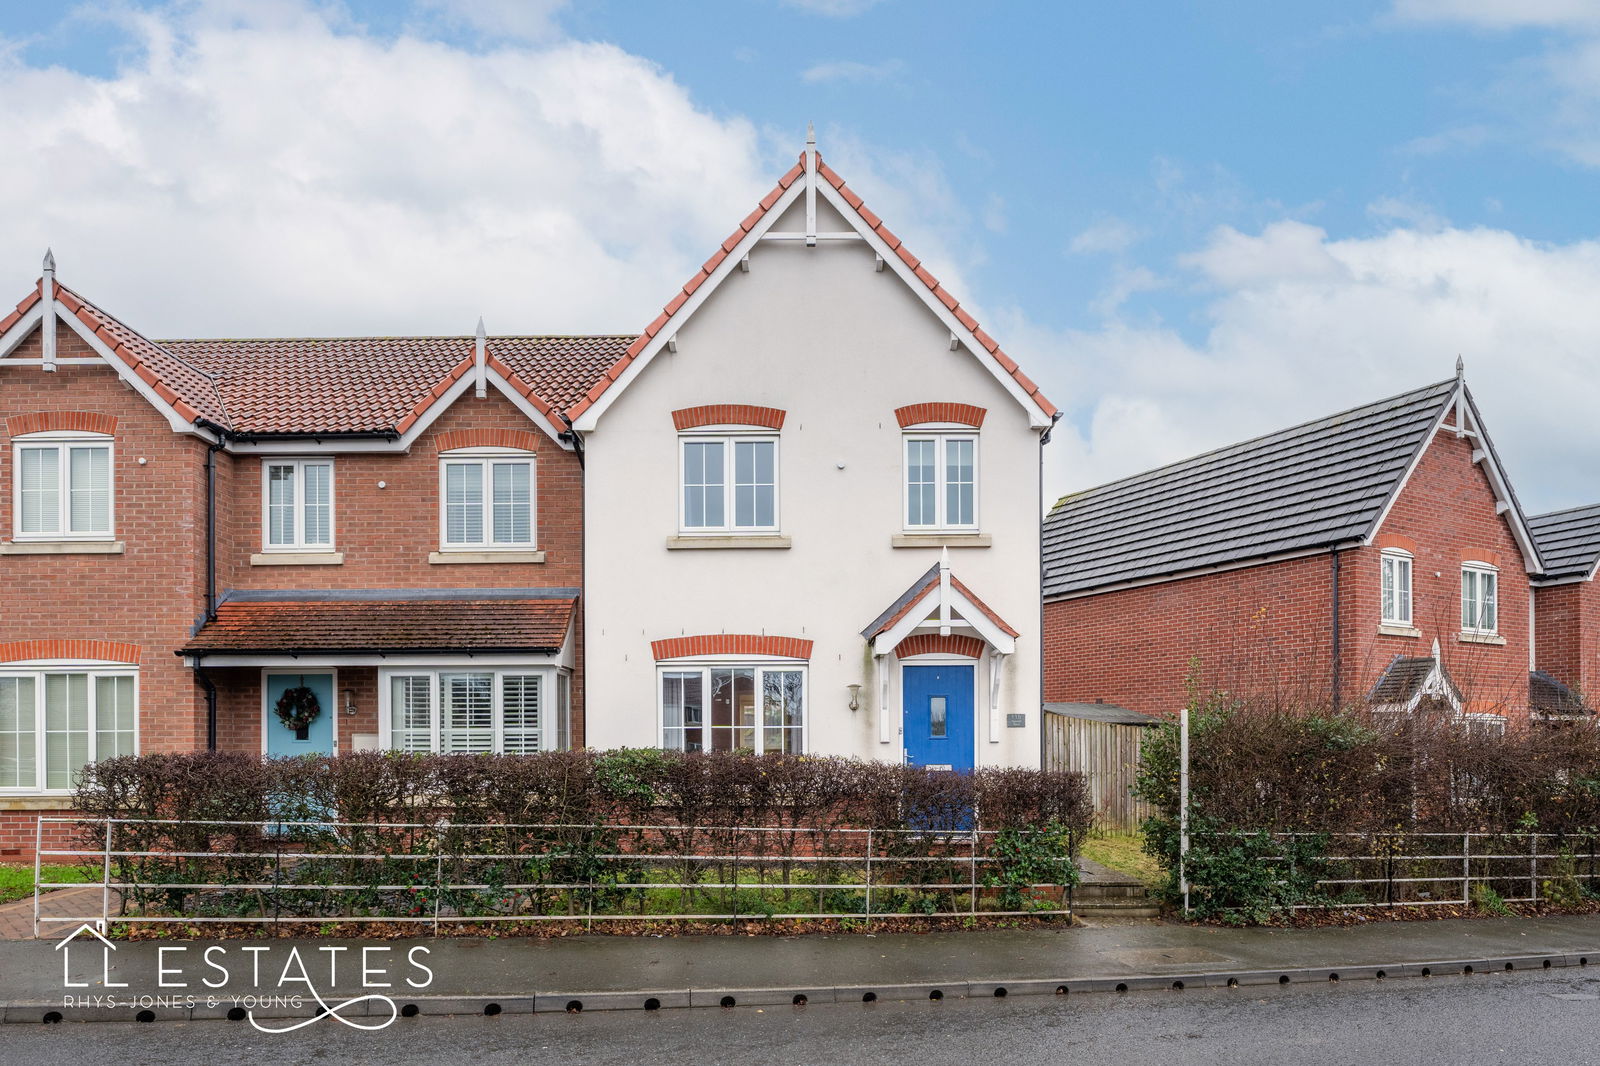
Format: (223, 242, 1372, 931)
(1043, 377, 1541, 599)
(1368, 653, 1462, 707)
(1530, 503, 1600, 581)
(568, 144, 1057, 430)
(1530, 669, 1592, 717)
(0, 276, 629, 440)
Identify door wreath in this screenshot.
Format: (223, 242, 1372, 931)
(274, 680, 323, 733)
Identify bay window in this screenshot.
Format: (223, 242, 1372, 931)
(0, 668, 136, 792)
(13, 434, 113, 540)
(903, 433, 977, 531)
(1380, 549, 1413, 626)
(1461, 564, 1499, 634)
(263, 459, 334, 551)
(660, 665, 805, 754)
(439, 451, 536, 550)
(679, 436, 778, 533)
(383, 668, 559, 753)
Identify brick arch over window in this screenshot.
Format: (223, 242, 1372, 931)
(895, 634, 984, 659)
(651, 634, 813, 660)
(6, 412, 117, 437)
(895, 403, 986, 429)
(435, 428, 541, 453)
(0, 639, 141, 664)
(1375, 533, 1418, 554)
(672, 405, 786, 431)
(1461, 549, 1504, 568)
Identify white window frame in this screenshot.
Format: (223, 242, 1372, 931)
(1380, 549, 1413, 627)
(11, 432, 115, 542)
(1461, 562, 1500, 635)
(0, 663, 138, 795)
(377, 666, 561, 753)
(676, 432, 781, 534)
(901, 431, 979, 533)
(261, 459, 336, 552)
(437, 448, 537, 551)
(654, 661, 808, 754)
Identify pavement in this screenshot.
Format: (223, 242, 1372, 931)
(4, 912, 1600, 1024)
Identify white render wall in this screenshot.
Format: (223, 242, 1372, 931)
(582, 196, 1046, 767)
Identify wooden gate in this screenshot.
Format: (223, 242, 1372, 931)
(1043, 702, 1155, 832)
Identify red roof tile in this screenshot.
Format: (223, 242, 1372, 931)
(181, 597, 576, 655)
(568, 152, 1057, 424)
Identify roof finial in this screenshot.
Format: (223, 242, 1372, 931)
(806, 121, 815, 150)
(42, 248, 55, 276)
(1455, 355, 1464, 380)
(475, 315, 486, 341)
(473, 316, 487, 398)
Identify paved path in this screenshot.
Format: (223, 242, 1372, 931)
(0, 887, 100, 941)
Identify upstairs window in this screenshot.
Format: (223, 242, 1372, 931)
(263, 460, 334, 551)
(439, 450, 536, 550)
(679, 436, 778, 533)
(903, 433, 977, 531)
(1461, 564, 1499, 634)
(12, 434, 112, 540)
(1380, 549, 1413, 626)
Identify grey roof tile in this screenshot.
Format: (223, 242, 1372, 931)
(1529, 503, 1600, 580)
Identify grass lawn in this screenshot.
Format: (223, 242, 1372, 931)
(0, 863, 95, 906)
(1079, 832, 1164, 888)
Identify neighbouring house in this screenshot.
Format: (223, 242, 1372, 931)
(1042, 369, 1546, 729)
(0, 136, 1061, 858)
(1530, 503, 1600, 713)
(571, 135, 1058, 768)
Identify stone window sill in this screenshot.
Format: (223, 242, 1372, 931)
(1458, 631, 1507, 646)
(1377, 624, 1422, 638)
(891, 533, 992, 549)
(666, 535, 792, 550)
(251, 552, 344, 566)
(0, 795, 76, 811)
(0, 540, 124, 555)
(429, 550, 545, 564)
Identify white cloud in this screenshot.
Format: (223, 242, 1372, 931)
(412, 0, 570, 41)
(1067, 217, 1140, 256)
(1391, 0, 1600, 29)
(0, 2, 771, 337)
(1020, 222, 1600, 513)
(781, 0, 886, 16)
(800, 58, 903, 84)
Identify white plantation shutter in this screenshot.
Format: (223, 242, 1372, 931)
(440, 673, 493, 752)
(19, 446, 60, 534)
(500, 675, 542, 753)
(391, 675, 434, 752)
(491, 462, 532, 545)
(67, 446, 110, 533)
(444, 463, 484, 545)
(267, 464, 296, 546)
(0, 677, 36, 789)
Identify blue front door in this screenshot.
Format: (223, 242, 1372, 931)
(902, 664, 975, 771)
(265, 672, 335, 756)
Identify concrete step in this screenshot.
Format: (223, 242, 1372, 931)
(1074, 898, 1164, 918)
(1076, 882, 1149, 900)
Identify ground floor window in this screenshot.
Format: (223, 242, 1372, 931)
(659, 665, 805, 754)
(0, 667, 136, 792)
(383, 668, 562, 754)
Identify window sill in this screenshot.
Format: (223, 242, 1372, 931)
(0, 795, 76, 810)
(429, 550, 545, 564)
(891, 533, 992, 549)
(1458, 631, 1507, 646)
(666, 535, 792, 550)
(0, 540, 124, 555)
(1377, 624, 1422, 638)
(251, 551, 344, 566)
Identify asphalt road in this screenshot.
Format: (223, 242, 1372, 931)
(6, 967, 1599, 1066)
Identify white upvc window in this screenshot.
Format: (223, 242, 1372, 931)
(1380, 549, 1413, 626)
(438, 449, 536, 550)
(263, 459, 334, 551)
(903, 432, 978, 531)
(1461, 563, 1499, 634)
(383, 668, 559, 753)
(0, 666, 136, 793)
(12, 433, 113, 541)
(678, 434, 779, 533)
(658, 664, 806, 754)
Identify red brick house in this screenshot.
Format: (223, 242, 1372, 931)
(0, 255, 620, 853)
(1042, 371, 1548, 727)
(1530, 504, 1600, 713)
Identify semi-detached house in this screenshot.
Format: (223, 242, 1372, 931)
(0, 139, 1059, 854)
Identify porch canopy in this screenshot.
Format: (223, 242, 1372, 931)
(179, 588, 578, 665)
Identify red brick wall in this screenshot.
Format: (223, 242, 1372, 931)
(0, 328, 209, 754)
(1045, 422, 1537, 720)
(1536, 579, 1600, 700)
(0, 809, 83, 862)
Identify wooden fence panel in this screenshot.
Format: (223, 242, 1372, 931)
(1043, 713, 1151, 833)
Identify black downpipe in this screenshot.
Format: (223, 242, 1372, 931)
(1330, 548, 1343, 708)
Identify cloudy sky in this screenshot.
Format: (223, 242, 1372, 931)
(2, 0, 1597, 512)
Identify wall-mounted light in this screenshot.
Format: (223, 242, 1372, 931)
(847, 684, 862, 712)
(343, 688, 357, 716)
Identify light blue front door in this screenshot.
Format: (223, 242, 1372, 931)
(902, 664, 975, 772)
(264, 672, 335, 756)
